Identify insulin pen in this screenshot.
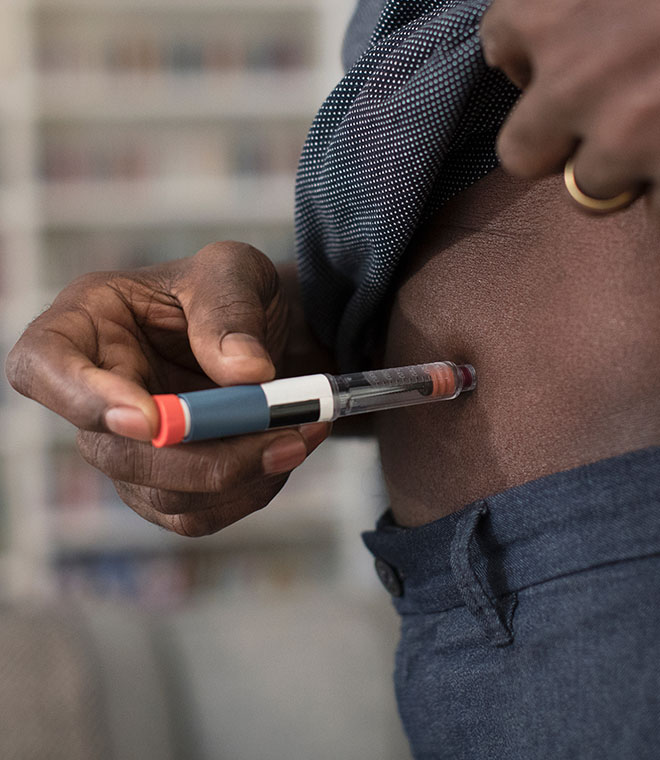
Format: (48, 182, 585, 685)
(152, 361, 477, 447)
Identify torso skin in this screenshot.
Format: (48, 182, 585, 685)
(376, 168, 660, 526)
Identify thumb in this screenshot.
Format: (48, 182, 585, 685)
(179, 243, 287, 386)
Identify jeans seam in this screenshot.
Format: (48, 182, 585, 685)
(450, 500, 515, 647)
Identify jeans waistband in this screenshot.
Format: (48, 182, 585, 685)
(362, 447, 660, 623)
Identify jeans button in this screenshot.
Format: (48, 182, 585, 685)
(374, 557, 403, 597)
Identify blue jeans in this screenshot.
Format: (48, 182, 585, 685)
(363, 447, 660, 759)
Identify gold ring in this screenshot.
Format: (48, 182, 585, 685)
(564, 156, 638, 214)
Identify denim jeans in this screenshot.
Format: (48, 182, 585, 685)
(363, 447, 660, 759)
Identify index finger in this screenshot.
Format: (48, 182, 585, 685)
(480, 0, 532, 89)
(496, 84, 577, 178)
(6, 300, 158, 440)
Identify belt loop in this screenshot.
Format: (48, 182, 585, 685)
(450, 500, 516, 647)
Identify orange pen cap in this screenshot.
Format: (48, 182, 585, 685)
(152, 394, 187, 448)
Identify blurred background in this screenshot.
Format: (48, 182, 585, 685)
(0, 0, 412, 757)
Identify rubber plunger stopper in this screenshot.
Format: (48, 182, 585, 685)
(152, 394, 187, 448)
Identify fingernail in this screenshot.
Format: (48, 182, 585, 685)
(221, 333, 270, 361)
(105, 406, 152, 441)
(262, 435, 307, 475)
(299, 422, 330, 452)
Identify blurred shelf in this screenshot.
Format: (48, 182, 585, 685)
(40, 173, 295, 228)
(34, 0, 320, 13)
(0, 186, 37, 230)
(37, 72, 321, 122)
(0, 189, 12, 228)
(1, 0, 26, 14)
(0, 555, 16, 600)
(0, 402, 56, 455)
(1, 0, 359, 602)
(0, 78, 33, 121)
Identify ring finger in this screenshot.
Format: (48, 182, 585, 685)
(113, 475, 289, 537)
(565, 143, 643, 212)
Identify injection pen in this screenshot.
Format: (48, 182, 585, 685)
(151, 361, 477, 447)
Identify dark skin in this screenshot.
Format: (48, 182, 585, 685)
(378, 169, 660, 525)
(8, 0, 660, 535)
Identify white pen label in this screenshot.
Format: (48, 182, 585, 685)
(262, 374, 334, 422)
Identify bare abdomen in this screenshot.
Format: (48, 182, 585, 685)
(376, 169, 660, 526)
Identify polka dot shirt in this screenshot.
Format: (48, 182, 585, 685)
(295, 0, 520, 369)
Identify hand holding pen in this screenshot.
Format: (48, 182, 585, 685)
(6, 243, 331, 537)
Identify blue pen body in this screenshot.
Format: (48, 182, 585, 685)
(180, 385, 270, 442)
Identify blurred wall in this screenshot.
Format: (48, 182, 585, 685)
(0, 1, 412, 758)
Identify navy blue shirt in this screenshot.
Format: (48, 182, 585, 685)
(294, 0, 519, 369)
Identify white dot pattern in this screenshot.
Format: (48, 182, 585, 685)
(295, 0, 519, 369)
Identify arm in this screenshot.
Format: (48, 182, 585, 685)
(5, 242, 331, 537)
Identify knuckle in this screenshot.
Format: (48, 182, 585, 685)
(168, 510, 220, 538)
(194, 241, 276, 295)
(193, 242, 229, 265)
(5, 338, 34, 396)
(113, 480, 155, 521)
(77, 431, 150, 482)
(149, 488, 187, 515)
(480, 1, 537, 70)
(76, 429, 103, 466)
(496, 125, 538, 177)
(163, 482, 284, 537)
(478, 0, 506, 39)
(51, 271, 112, 310)
(479, 20, 509, 69)
(148, 487, 206, 517)
(194, 240, 263, 270)
(206, 446, 248, 492)
(480, 30, 508, 69)
(65, 270, 105, 291)
(114, 481, 183, 536)
(496, 96, 568, 179)
(4, 310, 57, 398)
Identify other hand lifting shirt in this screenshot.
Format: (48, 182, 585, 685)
(295, 0, 519, 370)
